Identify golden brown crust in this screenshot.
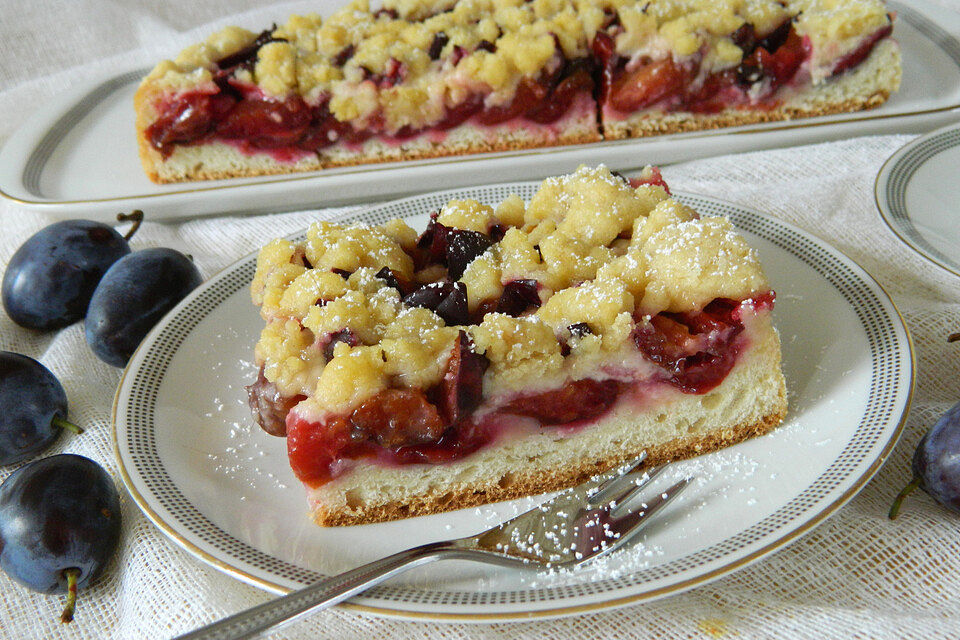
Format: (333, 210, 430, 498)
(602, 92, 890, 140)
(312, 405, 786, 526)
(143, 130, 602, 184)
(321, 131, 602, 170)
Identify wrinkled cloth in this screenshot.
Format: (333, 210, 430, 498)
(3, 2, 960, 638)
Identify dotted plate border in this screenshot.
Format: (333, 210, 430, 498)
(116, 185, 912, 616)
(877, 124, 960, 279)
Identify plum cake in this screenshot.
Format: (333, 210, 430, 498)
(136, 0, 900, 183)
(247, 165, 787, 525)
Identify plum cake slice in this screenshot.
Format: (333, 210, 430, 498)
(247, 165, 787, 526)
(136, 0, 899, 184)
(595, 0, 901, 138)
(134, 0, 601, 183)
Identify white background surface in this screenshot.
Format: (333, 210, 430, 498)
(2, 1, 960, 638)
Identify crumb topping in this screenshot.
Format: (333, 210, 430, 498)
(251, 164, 770, 412)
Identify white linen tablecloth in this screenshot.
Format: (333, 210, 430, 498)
(3, 2, 960, 638)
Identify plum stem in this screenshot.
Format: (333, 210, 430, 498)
(51, 417, 84, 435)
(117, 210, 144, 241)
(60, 568, 80, 623)
(889, 476, 922, 520)
(949, 332, 960, 343)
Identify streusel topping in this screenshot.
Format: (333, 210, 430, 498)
(251, 164, 769, 412)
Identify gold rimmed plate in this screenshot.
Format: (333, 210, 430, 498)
(113, 184, 913, 621)
(875, 120, 960, 278)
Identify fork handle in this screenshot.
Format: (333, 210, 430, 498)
(175, 541, 463, 640)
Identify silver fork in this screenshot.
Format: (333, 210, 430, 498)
(176, 453, 692, 640)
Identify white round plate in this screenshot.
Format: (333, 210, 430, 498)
(114, 185, 913, 622)
(876, 121, 960, 278)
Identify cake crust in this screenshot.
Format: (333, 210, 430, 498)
(602, 93, 890, 140)
(138, 120, 602, 184)
(313, 406, 785, 526)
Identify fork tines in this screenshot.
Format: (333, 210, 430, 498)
(475, 453, 694, 567)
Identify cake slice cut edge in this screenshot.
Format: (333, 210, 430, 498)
(135, 97, 601, 184)
(308, 319, 786, 526)
(602, 38, 901, 140)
